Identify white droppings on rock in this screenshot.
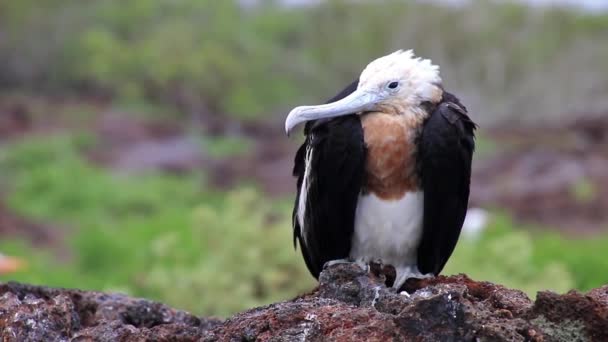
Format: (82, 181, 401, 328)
(299, 312, 319, 341)
(300, 319, 314, 341)
(371, 286, 382, 308)
(5, 327, 16, 339)
(23, 295, 44, 305)
(415, 289, 432, 299)
(26, 318, 36, 328)
(400, 291, 411, 298)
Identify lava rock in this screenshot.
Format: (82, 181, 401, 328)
(1, 264, 607, 341)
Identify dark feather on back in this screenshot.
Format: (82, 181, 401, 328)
(292, 80, 365, 278)
(416, 91, 476, 275)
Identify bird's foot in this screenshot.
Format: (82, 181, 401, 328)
(324, 259, 399, 289)
(393, 267, 434, 292)
(324, 258, 368, 271)
(368, 259, 397, 288)
(396, 271, 435, 294)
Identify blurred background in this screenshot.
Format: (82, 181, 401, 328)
(0, 0, 607, 317)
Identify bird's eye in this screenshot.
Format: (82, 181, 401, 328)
(387, 81, 399, 89)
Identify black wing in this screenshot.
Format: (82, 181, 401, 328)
(292, 81, 365, 278)
(416, 92, 476, 276)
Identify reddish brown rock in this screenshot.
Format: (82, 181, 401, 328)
(0, 282, 221, 341)
(1, 264, 607, 341)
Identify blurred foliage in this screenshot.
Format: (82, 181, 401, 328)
(445, 215, 575, 295)
(569, 178, 597, 203)
(1, 136, 607, 316)
(1, 0, 607, 317)
(144, 189, 313, 315)
(199, 135, 252, 158)
(446, 213, 608, 294)
(1, 0, 608, 124)
(0, 135, 313, 316)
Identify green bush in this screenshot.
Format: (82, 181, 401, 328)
(445, 213, 608, 295)
(2, 1, 608, 124)
(1, 136, 607, 315)
(444, 215, 575, 295)
(142, 189, 313, 316)
(0, 134, 312, 316)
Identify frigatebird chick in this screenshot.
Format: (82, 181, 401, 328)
(285, 50, 476, 290)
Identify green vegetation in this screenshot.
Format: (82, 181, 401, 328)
(448, 215, 567, 295)
(1, 137, 607, 316)
(570, 178, 598, 203)
(446, 213, 608, 294)
(1, 0, 608, 125)
(0, 0, 606, 317)
(199, 135, 252, 158)
(0, 134, 313, 316)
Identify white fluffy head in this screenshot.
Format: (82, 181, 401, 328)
(284, 50, 443, 134)
(358, 50, 442, 105)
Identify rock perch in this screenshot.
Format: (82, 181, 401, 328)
(1, 263, 607, 341)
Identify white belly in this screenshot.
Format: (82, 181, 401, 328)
(350, 191, 425, 287)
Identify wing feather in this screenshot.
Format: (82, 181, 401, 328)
(417, 93, 476, 275)
(292, 80, 365, 278)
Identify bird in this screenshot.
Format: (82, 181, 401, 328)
(285, 50, 476, 290)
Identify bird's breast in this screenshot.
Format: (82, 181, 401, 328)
(361, 112, 420, 200)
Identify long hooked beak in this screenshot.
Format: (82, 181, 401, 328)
(285, 89, 381, 135)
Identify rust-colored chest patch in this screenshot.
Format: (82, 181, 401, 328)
(361, 112, 420, 200)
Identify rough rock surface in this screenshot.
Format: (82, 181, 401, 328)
(1, 264, 607, 341)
